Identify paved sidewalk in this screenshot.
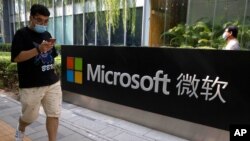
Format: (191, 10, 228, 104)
(0, 90, 188, 141)
(0, 120, 32, 141)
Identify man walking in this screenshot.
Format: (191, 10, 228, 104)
(11, 4, 62, 141)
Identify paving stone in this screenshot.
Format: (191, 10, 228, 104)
(0, 104, 10, 110)
(114, 132, 152, 141)
(0, 107, 21, 117)
(144, 130, 189, 141)
(29, 130, 48, 140)
(99, 126, 124, 138)
(0, 119, 32, 141)
(72, 118, 107, 132)
(1, 116, 18, 128)
(113, 120, 152, 135)
(58, 133, 93, 141)
(30, 121, 44, 128)
(58, 125, 75, 136)
(62, 102, 78, 110)
(31, 125, 46, 132)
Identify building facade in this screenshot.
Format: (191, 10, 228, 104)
(1, 0, 250, 49)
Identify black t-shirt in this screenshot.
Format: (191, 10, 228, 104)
(11, 27, 59, 88)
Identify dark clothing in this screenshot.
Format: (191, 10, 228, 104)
(11, 27, 59, 88)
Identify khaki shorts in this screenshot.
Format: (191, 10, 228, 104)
(19, 81, 62, 123)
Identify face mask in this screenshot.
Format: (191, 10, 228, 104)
(222, 32, 228, 40)
(34, 24, 47, 33)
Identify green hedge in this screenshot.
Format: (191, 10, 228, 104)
(0, 55, 17, 89)
(0, 43, 61, 53)
(0, 43, 12, 52)
(0, 52, 61, 90)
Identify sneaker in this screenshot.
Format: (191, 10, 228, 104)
(15, 124, 24, 141)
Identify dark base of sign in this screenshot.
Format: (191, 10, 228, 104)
(63, 90, 229, 141)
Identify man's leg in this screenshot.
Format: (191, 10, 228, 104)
(46, 117, 59, 141)
(16, 87, 42, 141)
(18, 118, 30, 132)
(42, 81, 62, 141)
(15, 118, 31, 141)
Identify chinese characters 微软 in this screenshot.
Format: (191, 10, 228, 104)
(176, 74, 228, 103)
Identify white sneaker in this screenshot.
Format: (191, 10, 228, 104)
(15, 124, 24, 141)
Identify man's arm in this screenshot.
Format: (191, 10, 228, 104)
(14, 41, 54, 63)
(14, 48, 40, 62)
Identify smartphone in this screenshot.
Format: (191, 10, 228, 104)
(49, 38, 56, 44)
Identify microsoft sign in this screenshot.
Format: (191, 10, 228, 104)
(61, 46, 250, 131)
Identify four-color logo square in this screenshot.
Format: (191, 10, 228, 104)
(66, 57, 83, 84)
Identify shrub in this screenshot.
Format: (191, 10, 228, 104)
(54, 57, 62, 78)
(0, 43, 61, 53)
(161, 21, 250, 50)
(55, 44, 61, 54)
(5, 63, 18, 89)
(0, 52, 61, 90)
(0, 56, 12, 89)
(0, 52, 10, 56)
(0, 43, 12, 52)
(0, 56, 11, 79)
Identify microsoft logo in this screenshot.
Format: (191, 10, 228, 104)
(66, 57, 83, 84)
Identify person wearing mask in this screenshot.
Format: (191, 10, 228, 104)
(222, 25, 240, 50)
(11, 4, 61, 141)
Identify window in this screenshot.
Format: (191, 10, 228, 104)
(55, 17, 63, 44)
(149, 0, 188, 46)
(97, 12, 108, 46)
(85, 13, 95, 45)
(55, 0, 63, 44)
(47, 17, 54, 37)
(74, 14, 83, 45)
(111, 10, 124, 46)
(64, 15, 73, 45)
(126, 7, 143, 46)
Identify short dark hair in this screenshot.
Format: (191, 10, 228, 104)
(30, 4, 50, 17)
(227, 26, 238, 38)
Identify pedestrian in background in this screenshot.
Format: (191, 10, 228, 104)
(222, 25, 240, 50)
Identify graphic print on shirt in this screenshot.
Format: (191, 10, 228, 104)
(33, 42, 54, 72)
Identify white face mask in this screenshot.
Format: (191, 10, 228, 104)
(34, 24, 47, 33)
(222, 32, 228, 40)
